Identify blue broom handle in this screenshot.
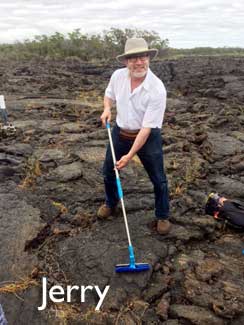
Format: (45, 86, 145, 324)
(106, 122, 119, 178)
(106, 122, 133, 247)
(128, 245, 136, 268)
(116, 178, 123, 199)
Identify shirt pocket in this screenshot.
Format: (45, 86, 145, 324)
(131, 93, 149, 113)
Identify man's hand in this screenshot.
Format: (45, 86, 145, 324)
(100, 108, 111, 127)
(115, 128, 151, 170)
(116, 154, 131, 170)
(101, 96, 114, 127)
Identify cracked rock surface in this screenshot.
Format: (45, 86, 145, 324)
(0, 57, 244, 324)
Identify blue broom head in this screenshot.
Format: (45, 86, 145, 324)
(115, 263, 150, 273)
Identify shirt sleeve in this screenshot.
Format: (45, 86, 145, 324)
(105, 72, 116, 101)
(142, 89, 167, 128)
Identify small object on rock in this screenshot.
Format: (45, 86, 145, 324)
(1, 123, 17, 138)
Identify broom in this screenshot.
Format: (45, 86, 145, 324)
(106, 122, 150, 273)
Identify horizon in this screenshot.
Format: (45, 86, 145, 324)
(0, 30, 244, 50)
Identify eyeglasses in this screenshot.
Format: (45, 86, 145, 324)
(126, 55, 149, 63)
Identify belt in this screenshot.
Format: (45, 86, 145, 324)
(119, 128, 140, 140)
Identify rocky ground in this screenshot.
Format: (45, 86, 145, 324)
(0, 56, 244, 325)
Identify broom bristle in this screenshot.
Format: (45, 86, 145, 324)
(115, 263, 150, 273)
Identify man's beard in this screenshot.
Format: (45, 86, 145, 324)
(131, 70, 147, 78)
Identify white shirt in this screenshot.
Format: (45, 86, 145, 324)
(105, 67, 167, 130)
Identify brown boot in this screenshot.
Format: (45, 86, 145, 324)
(97, 204, 117, 219)
(157, 219, 172, 235)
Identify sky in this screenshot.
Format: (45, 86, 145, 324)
(0, 0, 243, 48)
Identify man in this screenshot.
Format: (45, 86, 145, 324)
(0, 95, 16, 136)
(205, 192, 244, 228)
(0, 303, 7, 325)
(0, 95, 8, 126)
(98, 38, 171, 235)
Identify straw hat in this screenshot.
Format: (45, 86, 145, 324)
(116, 38, 158, 63)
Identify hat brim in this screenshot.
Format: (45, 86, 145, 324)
(116, 49, 158, 63)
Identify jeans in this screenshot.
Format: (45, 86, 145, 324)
(102, 124, 169, 220)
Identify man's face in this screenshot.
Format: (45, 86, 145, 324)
(125, 54, 150, 79)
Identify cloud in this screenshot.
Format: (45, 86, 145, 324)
(0, 0, 243, 47)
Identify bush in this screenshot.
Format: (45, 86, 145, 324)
(0, 28, 169, 62)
